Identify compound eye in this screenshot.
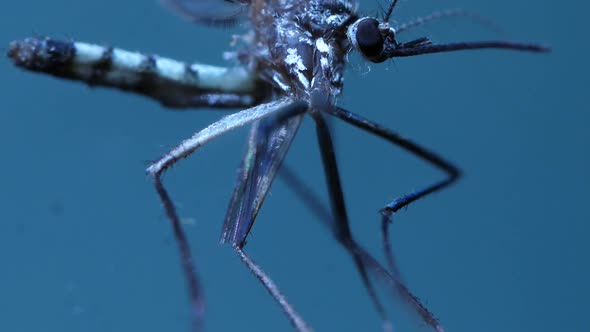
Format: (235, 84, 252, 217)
(356, 18, 383, 58)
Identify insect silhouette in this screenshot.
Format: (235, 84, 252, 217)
(7, 0, 549, 330)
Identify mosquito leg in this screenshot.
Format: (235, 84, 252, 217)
(146, 98, 295, 175)
(235, 246, 312, 332)
(152, 175, 204, 332)
(311, 112, 393, 332)
(325, 106, 459, 278)
(279, 164, 331, 224)
(145, 98, 300, 330)
(279, 163, 445, 332)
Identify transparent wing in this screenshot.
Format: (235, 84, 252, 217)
(162, 0, 248, 27)
(221, 113, 304, 247)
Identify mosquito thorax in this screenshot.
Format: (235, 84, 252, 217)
(347, 17, 396, 63)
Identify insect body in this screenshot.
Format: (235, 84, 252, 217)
(7, 0, 549, 330)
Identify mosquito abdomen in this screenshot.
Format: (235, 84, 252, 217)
(8, 37, 259, 108)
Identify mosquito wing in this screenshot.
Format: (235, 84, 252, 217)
(162, 0, 249, 27)
(221, 113, 304, 247)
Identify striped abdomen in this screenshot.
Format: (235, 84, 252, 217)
(8, 37, 264, 108)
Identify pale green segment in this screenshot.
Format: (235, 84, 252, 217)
(71, 41, 256, 93)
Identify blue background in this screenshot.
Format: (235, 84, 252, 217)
(1, 1, 586, 331)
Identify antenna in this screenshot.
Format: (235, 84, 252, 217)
(384, 0, 400, 22)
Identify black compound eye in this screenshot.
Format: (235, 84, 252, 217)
(356, 18, 383, 58)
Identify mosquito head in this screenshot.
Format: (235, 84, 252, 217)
(345, 0, 402, 63)
(348, 0, 549, 62)
(346, 17, 396, 63)
(347, 16, 550, 63)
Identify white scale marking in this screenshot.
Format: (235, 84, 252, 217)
(315, 38, 330, 53)
(68, 42, 257, 93)
(285, 48, 307, 71)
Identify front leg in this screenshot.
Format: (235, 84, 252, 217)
(145, 98, 306, 330)
(7, 37, 266, 109)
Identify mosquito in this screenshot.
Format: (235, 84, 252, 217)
(7, 0, 549, 330)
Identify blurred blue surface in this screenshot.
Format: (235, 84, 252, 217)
(0, 1, 586, 331)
